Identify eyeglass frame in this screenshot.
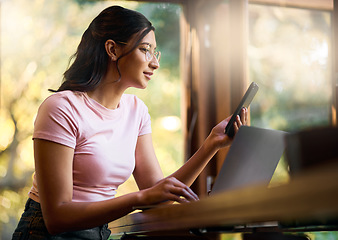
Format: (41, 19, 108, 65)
(116, 41, 161, 63)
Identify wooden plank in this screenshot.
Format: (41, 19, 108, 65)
(109, 163, 338, 237)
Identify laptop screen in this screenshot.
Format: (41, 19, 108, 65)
(210, 126, 287, 195)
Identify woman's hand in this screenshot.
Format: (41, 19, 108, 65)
(138, 177, 199, 206)
(207, 107, 248, 150)
(233, 107, 248, 134)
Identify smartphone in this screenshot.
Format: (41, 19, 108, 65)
(224, 82, 259, 138)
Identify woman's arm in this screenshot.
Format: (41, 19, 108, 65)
(35, 138, 198, 235)
(133, 133, 163, 190)
(34, 139, 143, 234)
(168, 118, 229, 187)
(132, 134, 199, 205)
(170, 108, 248, 186)
(132, 108, 247, 198)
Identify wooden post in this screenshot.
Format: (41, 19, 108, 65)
(181, 0, 249, 197)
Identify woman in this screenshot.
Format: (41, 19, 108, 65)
(12, 5, 247, 240)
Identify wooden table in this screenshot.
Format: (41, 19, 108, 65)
(109, 163, 338, 239)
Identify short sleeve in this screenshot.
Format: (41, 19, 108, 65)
(136, 97, 152, 136)
(33, 93, 78, 148)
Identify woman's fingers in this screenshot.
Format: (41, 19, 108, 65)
(240, 107, 248, 124)
(154, 177, 198, 204)
(167, 177, 199, 202)
(234, 107, 248, 134)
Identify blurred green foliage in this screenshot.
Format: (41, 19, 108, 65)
(248, 4, 332, 132)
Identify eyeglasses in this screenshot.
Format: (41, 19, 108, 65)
(116, 41, 161, 63)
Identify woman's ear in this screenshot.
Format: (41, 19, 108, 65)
(105, 40, 119, 61)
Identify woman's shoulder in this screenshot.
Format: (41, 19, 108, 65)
(42, 90, 82, 105)
(38, 90, 85, 115)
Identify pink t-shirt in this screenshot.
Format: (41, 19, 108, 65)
(29, 91, 152, 203)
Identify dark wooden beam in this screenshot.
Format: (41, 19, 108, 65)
(334, 0, 338, 125)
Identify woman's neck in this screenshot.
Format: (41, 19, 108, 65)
(87, 80, 126, 110)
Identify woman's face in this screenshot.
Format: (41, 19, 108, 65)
(118, 30, 160, 89)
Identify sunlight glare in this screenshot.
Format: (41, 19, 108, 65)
(160, 116, 181, 132)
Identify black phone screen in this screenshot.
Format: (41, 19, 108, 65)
(224, 82, 259, 138)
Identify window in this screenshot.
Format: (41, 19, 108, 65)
(248, 3, 333, 184)
(249, 4, 332, 132)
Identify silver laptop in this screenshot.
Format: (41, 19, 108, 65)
(210, 126, 287, 195)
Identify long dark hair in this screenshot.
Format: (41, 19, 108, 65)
(52, 6, 155, 92)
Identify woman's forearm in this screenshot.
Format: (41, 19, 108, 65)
(42, 192, 142, 235)
(169, 135, 220, 187)
(169, 117, 235, 187)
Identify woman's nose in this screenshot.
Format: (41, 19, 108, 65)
(149, 56, 160, 69)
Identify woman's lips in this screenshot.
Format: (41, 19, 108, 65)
(144, 72, 153, 80)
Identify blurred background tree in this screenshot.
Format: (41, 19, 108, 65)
(249, 4, 331, 132)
